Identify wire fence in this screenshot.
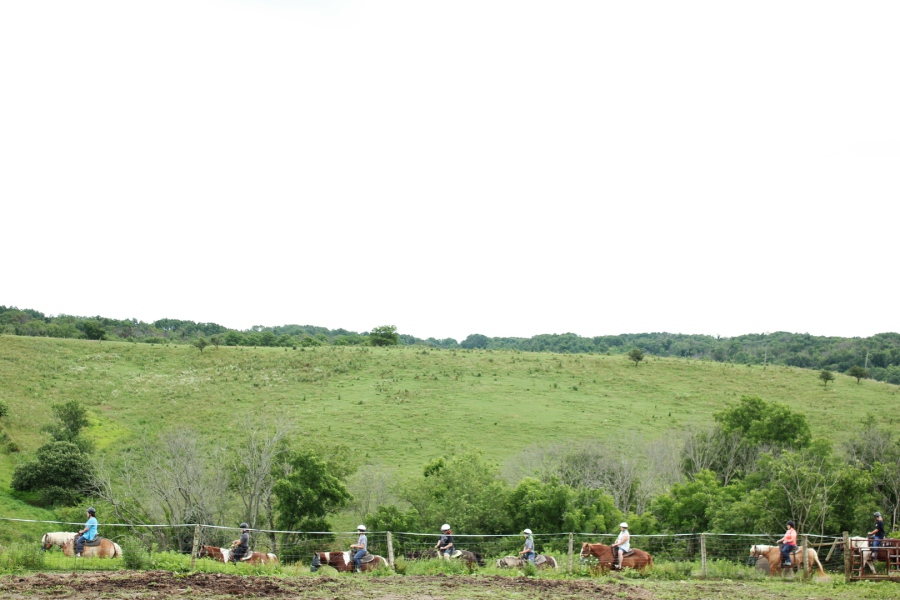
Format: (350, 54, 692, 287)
(0, 517, 850, 577)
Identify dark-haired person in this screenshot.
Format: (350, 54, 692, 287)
(776, 521, 797, 566)
(869, 512, 886, 549)
(231, 523, 250, 562)
(74, 507, 98, 558)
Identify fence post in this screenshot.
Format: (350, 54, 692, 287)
(190, 524, 201, 569)
(700, 533, 707, 578)
(568, 533, 574, 574)
(386, 531, 395, 569)
(843, 531, 851, 582)
(802, 534, 810, 580)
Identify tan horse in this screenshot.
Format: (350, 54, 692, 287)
(581, 542, 653, 574)
(496, 555, 558, 570)
(749, 544, 825, 577)
(42, 532, 121, 558)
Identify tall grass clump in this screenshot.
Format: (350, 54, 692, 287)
(0, 543, 46, 571)
(403, 558, 471, 576)
(120, 536, 150, 570)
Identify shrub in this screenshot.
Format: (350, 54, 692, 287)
(0, 400, 8, 419)
(120, 536, 150, 570)
(0, 543, 46, 571)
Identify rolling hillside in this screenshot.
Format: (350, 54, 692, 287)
(2, 335, 899, 491)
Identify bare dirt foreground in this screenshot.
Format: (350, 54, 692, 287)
(2, 572, 897, 600)
(0, 571, 653, 600)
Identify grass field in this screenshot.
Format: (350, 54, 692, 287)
(2, 334, 899, 523)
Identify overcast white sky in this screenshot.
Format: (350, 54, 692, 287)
(1, 1, 897, 341)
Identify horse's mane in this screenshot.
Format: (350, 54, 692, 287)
(43, 532, 76, 546)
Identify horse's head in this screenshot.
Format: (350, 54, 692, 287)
(749, 544, 760, 557)
(41, 534, 51, 550)
(580, 542, 591, 560)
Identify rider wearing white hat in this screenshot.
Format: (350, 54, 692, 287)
(435, 524, 454, 560)
(351, 525, 368, 572)
(613, 522, 630, 570)
(519, 528, 536, 565)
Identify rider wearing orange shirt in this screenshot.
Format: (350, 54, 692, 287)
(776, 520, 798, 566)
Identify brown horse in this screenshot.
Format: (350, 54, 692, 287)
(581, 542, 653, 574)
(310, 551, 388, 572)
(198, 545, 278, 565)
(749, 544, 825, 577)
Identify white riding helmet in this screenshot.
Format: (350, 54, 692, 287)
(357, 525, 367, 531)
(523, 528, 532, 535)
(441, 524, 451, 532)
(620, 522, 628, 528)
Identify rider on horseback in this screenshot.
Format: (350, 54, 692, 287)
(869, 512, 886, 548)
(74, 507, 98, 558)
(613, 522, 630, 570)
(351, 525, 368, 573)
(436, 524, 454, 559)
(519, 529, 535, 565)
(231, 523, 251, 562)
(776, 520, 797, 566)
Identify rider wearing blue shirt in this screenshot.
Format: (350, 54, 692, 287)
(75, 507, 98, 557)
(351, 525, 368, 572)
(519, 529, 536, 564)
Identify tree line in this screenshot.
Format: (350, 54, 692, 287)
(3, 305, 899, 383)
(9, 396, 900, 556)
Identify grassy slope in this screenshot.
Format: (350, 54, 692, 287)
(1, 334, 899, 515)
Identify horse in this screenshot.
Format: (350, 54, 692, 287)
(197, 545, 277, 565)
(310, 551, 388, 572)
(42, 532, 121, 558)
(495, 555, 558, 570)
(749, 544, 825, 577)
(198, 545, 231, 563)
(405, 548, 485, 566)
(847, 537, 889, 575)
(580, 542, 653, 574)
(41, 532, 75, 550)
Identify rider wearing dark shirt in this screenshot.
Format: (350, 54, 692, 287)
(436, 524, 454, 559)
(870, 512, 886, 548)
(232, 523, 250, 562)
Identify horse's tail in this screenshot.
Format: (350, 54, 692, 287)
(812, 549, 825, 577)
(113, 542, 123, 558)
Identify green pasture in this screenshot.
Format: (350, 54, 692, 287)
(2, 334, 899, 485)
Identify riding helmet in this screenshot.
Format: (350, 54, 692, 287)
(619, 522, 628, 528)
(87, 507, 96, 515)
(240, 523, 249, 529)
(523, 528, 532, 535)
(357, 525, 367, 532)
(441, 524, 451, 532)
(875, 512, 883, 517)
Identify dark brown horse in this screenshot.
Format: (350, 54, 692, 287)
(310, 551, 388, 572)
(405, 548, 485, 566)
(581, 542, 653, 574)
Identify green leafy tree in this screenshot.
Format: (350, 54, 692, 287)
(507, 477, 585, 534)
(627, 347, 644, 367)
(651, 470, 725, 533)
(401, 449, 510, 534)
(11, 441, 91, 506)
(210, 335, 223, 349)
(41, 400, 93, 453)
(192, 337, 209, 353)
(714, 395, 811, 449)
(369, 325, 399, 347)
(847, 365, 869, 384)
(273, 449, 352, 531)
(460, 334, 488, 349)
(819, 369, 835, 387)
(81, 320, 106, 341)
(365, 505, 420, 532)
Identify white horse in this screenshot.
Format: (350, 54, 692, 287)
(848, 537, 883, 575)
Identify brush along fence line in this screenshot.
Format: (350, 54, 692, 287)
(0, 517, 855, 577)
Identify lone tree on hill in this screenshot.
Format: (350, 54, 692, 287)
(847, 365, 869, 384)
(192, 337, 210, 353)
(628, 347, 645, 367)
(369, 325, 399, 347)
(819, 369, 835, 388)
(82, 320, 106, 342)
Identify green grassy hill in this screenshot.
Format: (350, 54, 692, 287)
(2, 335, 899, 519)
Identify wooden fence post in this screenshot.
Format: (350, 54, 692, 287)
(700, 533, 707, 578)
(843, 531, 851, 582)
(568, 533, 574, 574)
(802, 534, 810, 580)
(386, 531, 395, 569)
(190, 524, 201, 569)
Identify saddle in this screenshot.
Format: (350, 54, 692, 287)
(83, 537, 103, 547)
(534, 554, 547, 566)
(359, 553, 377, 564)
(622, 549, 635, 557)
(450, 550, 463, 558)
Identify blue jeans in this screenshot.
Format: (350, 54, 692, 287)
(353, 549, 367, 570)
(75, 535, 89, 554)
(523, 551, 535, 564)
(873, 537, 883, 548)
(781, 544, 795, 564)
(442, 547, 453, 556)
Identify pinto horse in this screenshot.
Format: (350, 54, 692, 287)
(310, 551, 387, 572)
(496, 555, 558, 570)
(580, 542, 653, 574)
(198, 545, 278, 565)
(749, 544, 825, 577)
(846, 537, 891, 575)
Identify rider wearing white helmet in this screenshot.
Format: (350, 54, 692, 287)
(519, 528, 536, 565)
(435, 524, 454, 560)
(351, 525, 368, 572)
(613, 522, 630, 570)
